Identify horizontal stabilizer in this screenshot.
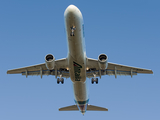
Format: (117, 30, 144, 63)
(59, 105, 79, 111)
(59, 104, 108, 111)
(87, 104, 108, 111)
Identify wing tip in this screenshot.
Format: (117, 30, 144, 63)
(7, 70, 16, 74)
(144, 70, 153, 74)
(7, 70, 10, 74)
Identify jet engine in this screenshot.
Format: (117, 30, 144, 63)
(98, 54, 108, 70)
(45, 54, 55, 70)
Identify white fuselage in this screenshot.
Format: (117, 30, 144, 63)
(64, 5, 88, 113)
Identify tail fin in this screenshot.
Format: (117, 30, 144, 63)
(59, 105, 79, 111)
(87, 104, 108, 111)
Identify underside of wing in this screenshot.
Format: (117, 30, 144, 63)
(7, 63, 47, 74)
(87, 104, 108, 111)
(7, 58, 70, 78)
(107, 62, 153, 74)
(86, 58, 153, 78)
(59, 105, 79, 111)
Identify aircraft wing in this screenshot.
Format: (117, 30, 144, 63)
(7, 58, 70, 78)
(86, 58, 153, 78)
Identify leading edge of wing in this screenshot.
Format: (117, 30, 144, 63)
(108, 62, 153, 74)
(87, 58, 153, 74)
(7, 58, 68, 74)
(7, 63, 47, 74)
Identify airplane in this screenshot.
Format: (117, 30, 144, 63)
(7, 5, 153, 115)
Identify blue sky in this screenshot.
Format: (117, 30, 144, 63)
(0, 0, 160, 120)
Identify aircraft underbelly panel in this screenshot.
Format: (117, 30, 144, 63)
(73, 81, 88, 101)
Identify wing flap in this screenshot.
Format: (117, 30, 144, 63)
(87, 70, 138, 78)
(21, 70, 69, 78)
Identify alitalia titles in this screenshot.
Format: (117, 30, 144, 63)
(73, 62, 82, 81)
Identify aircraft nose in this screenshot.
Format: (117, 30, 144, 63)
(65, 5, 78, 12)
(64, 4, 82, 18)
(67, 4, 77, 10)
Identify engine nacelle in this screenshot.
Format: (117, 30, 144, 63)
(98, 54, 108, 70)
(45, 54, 55, 70)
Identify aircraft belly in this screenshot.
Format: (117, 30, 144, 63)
(73, 81, 88, 101)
